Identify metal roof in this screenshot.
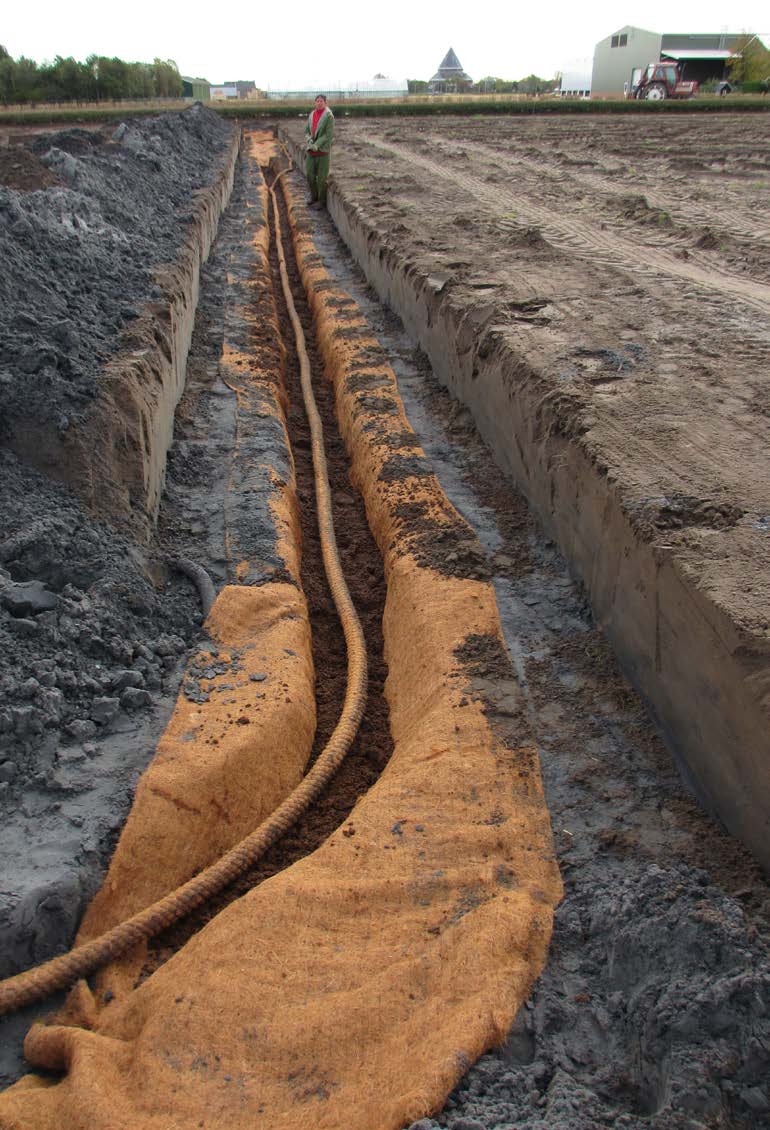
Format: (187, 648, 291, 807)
(660, 49, 737, 59)
(430, 47, 472, 83)
(437, 47, 464, 72)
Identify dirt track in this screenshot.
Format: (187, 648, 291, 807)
(0, 110, 769, 1127)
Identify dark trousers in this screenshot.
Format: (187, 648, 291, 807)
(305, 153, 331, 205)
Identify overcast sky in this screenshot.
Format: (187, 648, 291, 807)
(2, 0, 768, 88)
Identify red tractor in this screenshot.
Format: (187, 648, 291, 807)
(632, 62, 698, 100)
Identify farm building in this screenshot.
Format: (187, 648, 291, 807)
(265, 77, 408, 100)
(181, 77, 211, 101)
(209, 85, 238, 101)
(429, 48, 473, 93)
(590, 28, 761, 97)
(559, 62, 592, 98)
(183, 78, 259, 102)
(223, 80, 259, 100)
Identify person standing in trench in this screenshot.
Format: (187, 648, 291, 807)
(305, 94, 334, 210)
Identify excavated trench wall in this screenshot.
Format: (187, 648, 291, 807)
(280, 134, 770, 874)
(10, 131, 241, 540)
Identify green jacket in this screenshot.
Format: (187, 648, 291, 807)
(304, 107, 334, 154)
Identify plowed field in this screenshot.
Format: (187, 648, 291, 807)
(312, 111, 770, 588)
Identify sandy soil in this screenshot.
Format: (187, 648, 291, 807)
(280, 111, 770, 867)
(306, 111, 770, 633)
(299, 194, 770, 1129)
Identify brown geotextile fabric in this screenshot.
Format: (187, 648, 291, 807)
(0, 141, 561, 1130)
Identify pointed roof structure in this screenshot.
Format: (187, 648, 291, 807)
(429, 47, 472, 90)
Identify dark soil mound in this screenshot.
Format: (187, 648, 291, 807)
(0, 105, 232, 436)
(0, 105, 233, 1086)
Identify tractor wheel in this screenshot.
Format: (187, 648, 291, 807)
(645, 84, 667, 101)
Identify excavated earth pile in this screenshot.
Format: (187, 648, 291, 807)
(0, 107, 232, 441)
(0, 105, 236, 1080)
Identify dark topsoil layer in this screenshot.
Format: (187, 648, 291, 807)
(0, 103, 233, 819)
(0, 106, 233, 1081)
(0, 105, 231, 432)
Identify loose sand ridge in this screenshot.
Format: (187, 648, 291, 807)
(283, 111, 770, 868)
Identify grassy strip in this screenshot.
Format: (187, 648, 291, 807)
(2, 96, 768, 126)
(217, 96, 770, 118)
(0, 106, 165, 125)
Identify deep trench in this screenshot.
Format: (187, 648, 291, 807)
(4, 129, 767, 1125)
(143, 163, 393, 972)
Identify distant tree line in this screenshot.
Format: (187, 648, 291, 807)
(407, 74, 558, 96)
(474, 74, 557, 95)
(0, 46, 183, 104)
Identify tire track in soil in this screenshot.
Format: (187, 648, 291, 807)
(142, 169, 393, 974)
(365, 136, 770, 316)
(334, 125, 768, 518)
(455, 138, 770, 252)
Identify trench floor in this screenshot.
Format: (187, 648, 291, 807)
(146, 162, 393, 971)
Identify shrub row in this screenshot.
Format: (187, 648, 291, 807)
(214, 97, 770, 119)
(2, 95, 769, 127)
(0, 106, 163, 125)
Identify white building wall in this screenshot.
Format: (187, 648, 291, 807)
(266, 78, 408, 100)
(591, 26, 662, 97)
(560, 60, 592, 97)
